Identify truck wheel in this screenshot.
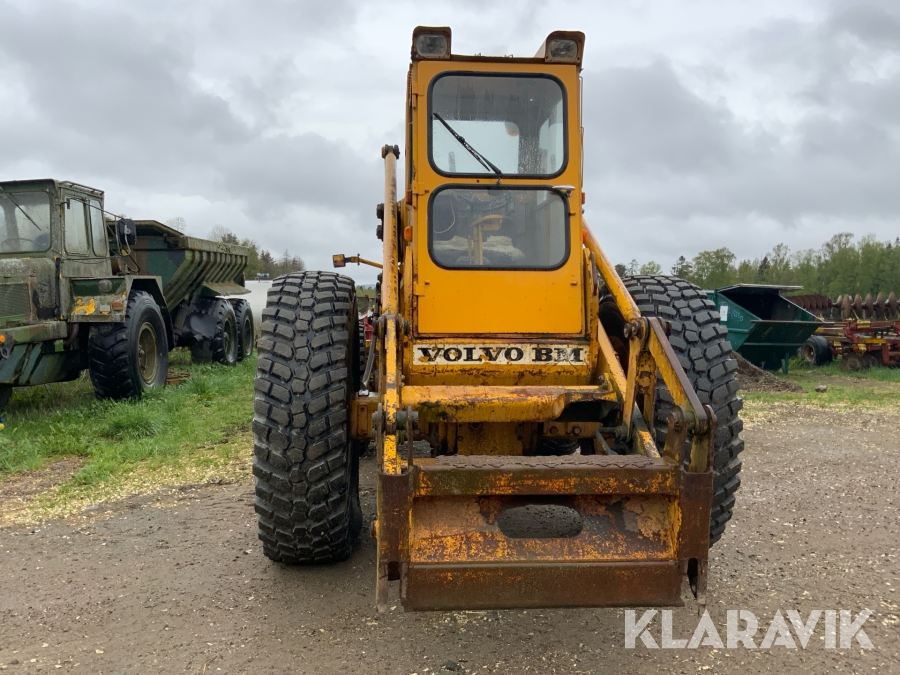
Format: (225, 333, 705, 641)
(88, 290, 169, 400)
(623, 275, 744, 546)
(0, 385, 11, 410)
(253, 271, 362, 564)
(800, 335, 832, 366)
(191, 299, 238, 365)
(233, 299, 255, 361)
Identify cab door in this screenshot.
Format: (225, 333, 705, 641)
(59, 190, 113, 316)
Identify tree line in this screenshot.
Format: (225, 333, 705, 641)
(615, 233, 900, 297)
(166, 220, 305, 279)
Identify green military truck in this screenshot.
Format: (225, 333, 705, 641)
(0, 179, 255, 409)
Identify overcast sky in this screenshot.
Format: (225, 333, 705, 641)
(1, 0, 898, 285)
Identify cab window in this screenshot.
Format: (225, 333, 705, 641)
(429, 73, 566, 177)
(429, 187, 568, 270)
(89, 200, 108, 255)
(65, 199, 90, 254)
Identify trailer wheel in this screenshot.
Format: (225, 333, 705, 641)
(253, 271, 362, 564)
(191, 299, 238, 366)
(88, 290, 169, 400)
(0, 385, 12, 410)
(233, 299, 255, 361)
(623, 275, 744, 546)
(840, 352, 865, 372)
(800, 335, 832, 366)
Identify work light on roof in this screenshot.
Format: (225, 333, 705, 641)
(416, 33, 448, 58)
(547, 38, 578, 61)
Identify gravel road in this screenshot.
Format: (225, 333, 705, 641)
(1, 402, 898, 674)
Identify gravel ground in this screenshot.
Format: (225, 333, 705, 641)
(1, 401, 898, 674)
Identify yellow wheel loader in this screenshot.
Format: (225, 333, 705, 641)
(252, 27, 744, 611)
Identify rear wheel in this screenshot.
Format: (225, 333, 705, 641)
(233, 299, 255, 361)
(88, 290, 169, 400)
(191, 299, 238, 365)
(253, 272, 362, 564)
(622, 275, 744, 546)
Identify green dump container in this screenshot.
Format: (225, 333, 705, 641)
(705, 285, 821, 373)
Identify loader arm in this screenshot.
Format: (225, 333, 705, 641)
(367, 141, 717, 611)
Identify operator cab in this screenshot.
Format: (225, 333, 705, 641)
(406, 28, 586, 336)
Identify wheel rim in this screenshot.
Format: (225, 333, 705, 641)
(800, 344, 815, 363)
(242, 316, 253, 356)
(137, 322, 159, 385)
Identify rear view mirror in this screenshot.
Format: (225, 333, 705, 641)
(116, 218, 136, 254)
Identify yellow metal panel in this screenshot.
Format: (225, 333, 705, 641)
(411, 60, 585, 336)
(401, 384, 615, 423)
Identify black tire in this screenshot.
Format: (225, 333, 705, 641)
(190, 299, 238, 366)
(622, 275, 744, 546)
(800, 335, 832, 366)
(535, 438, 579, 456)
(253, 271, 362, 564)
(233, 299, 255, 361)
(0, 385, 12, 410)
(88, 290, 169, 400)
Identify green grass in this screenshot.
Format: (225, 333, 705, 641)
(0, 349, 255, 486)
(785, 356, 900, 383)
(742, 357, 900, 411)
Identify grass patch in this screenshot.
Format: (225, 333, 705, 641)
(0, 349, 256, 487)
(742, 357, 900, 413)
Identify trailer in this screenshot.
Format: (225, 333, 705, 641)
(705, 284, 821, 373)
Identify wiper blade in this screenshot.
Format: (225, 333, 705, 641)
(433, 113, 502, 176)
(0, 187, 43, 232)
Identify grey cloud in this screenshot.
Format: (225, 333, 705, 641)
(827, 0, 900, 48)
(585, 60, 739, 176)
(583, 2, 900, 230)
(0, 0, 378, 231)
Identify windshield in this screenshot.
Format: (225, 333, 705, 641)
(0, 190, 51, 253)
(429, 187, 568, 270)
(429, 74, 566, 177)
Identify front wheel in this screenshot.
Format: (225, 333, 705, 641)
(253, 272, 362, 564)
(88, 290, 169, 400)
(622, 275, 744, 546)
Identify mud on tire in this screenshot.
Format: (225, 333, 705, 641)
(190, 299, 238, 366)
(88, 290, 169, 400)
(621, 275, 744, 546)
(252, 271, 362, 564)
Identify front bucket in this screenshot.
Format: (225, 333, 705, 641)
(377, 454, 712, 611)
